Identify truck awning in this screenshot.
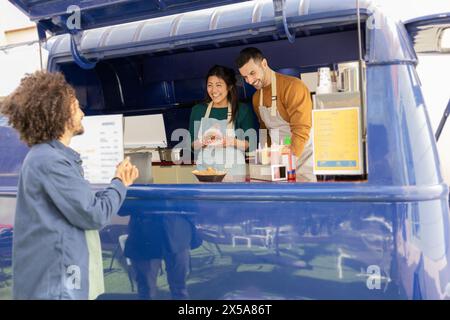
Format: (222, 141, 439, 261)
(7, 0, 252, 35)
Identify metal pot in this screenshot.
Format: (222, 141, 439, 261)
(157, 147, 173, 162)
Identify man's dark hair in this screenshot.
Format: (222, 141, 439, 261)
(0, 71, 76, 147)
(235, 47, 265, 69)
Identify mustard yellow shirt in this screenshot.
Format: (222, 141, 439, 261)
(252, 72, 312, 158)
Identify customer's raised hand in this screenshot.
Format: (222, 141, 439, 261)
(114, 156, 139, 187)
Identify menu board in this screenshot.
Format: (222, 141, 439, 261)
(312, 107, 363, 175)
(70, 114, 124, 184)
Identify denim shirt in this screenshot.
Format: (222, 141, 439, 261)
(12, 140, 127, 299)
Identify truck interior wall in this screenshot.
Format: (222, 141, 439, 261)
(58, 29, 362, 148)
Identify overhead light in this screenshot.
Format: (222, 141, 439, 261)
(440, 27, 450, 51)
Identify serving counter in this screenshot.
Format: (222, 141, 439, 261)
(151, 164, 284, 184)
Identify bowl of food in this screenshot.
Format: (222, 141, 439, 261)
(192, 167, 227, 182)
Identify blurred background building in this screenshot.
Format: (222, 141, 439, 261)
(0, 1, 44, 99)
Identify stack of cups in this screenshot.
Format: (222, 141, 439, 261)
(316, 67, 333, 94)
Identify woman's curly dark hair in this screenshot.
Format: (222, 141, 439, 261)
(0, 71, 76, 147)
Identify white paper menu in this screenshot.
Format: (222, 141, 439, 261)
(70, 114, 124, 184)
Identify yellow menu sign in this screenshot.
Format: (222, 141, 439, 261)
(312, 107, 363, 175)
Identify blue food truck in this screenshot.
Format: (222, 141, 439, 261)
(1, 0, 450, 299)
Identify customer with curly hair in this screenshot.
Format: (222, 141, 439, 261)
(1, 71, 139, 300)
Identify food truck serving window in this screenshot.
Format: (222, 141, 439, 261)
(44, 0, 374, 185)
(57, 38, 368, 185)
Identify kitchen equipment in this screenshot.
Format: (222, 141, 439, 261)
(314, 91, 360, 110)
(157, 147, 174, 163)
(249, 164, 287, 181)
(339, 66, 359, 92)
(124, 150, 153, 183)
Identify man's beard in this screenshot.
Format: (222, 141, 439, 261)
(73, 125, 85, 136)
(252, 79, 263, 90)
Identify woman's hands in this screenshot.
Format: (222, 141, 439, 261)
(193, 139, 206, 150)
(193, 137, 248, 151)
(223, 137, 248, 151)
(223, 137, 236, 148)
(193, 137, 224, 150)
